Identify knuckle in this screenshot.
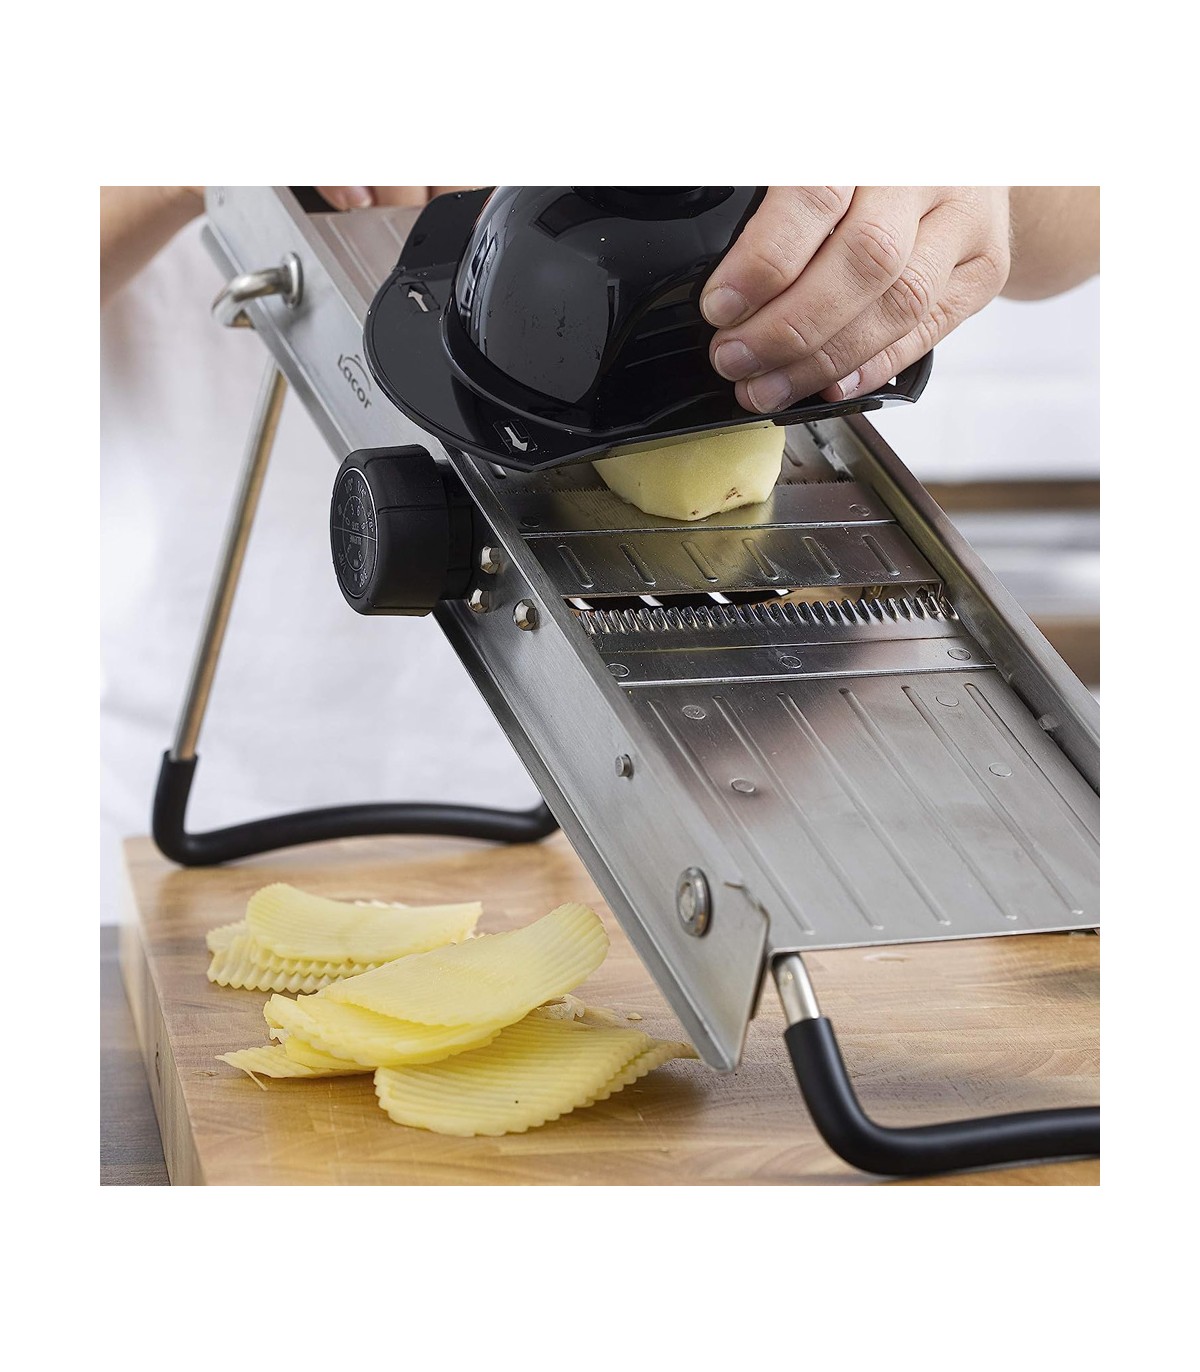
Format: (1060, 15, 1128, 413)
(792, 184, 853, 220)
(886, 262, 936, 327)
(741, 238, 796, 295)
(975, 242, 1011, 294)
(809, 346, 845, 387)
(769, 310, 817, 359)
(846, 220, 905, 288)
(869, 344, 903, 385)
(917, 302, 952, 348)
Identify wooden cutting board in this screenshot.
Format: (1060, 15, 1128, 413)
(118, 832, 1099, 1185)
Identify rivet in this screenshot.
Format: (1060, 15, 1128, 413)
(935, 693, 959, 707)
(730, 778, 757, 794)
(778, 654, 803, 670)
(947, 647, 972, 661)
(682, 704, 707, 720)
(513, 599, 539, 631)
(615, 754, 634, 778)
(989, 764, 1013, 777)
(607, 662, 630, 679)
(676, 867, 711, 937)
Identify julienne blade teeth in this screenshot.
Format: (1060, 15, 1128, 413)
(577, 589, 953, 638)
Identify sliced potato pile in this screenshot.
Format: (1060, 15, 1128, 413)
(216, 901, 697, 1135)
(319, 900, 608, 1024)
(376, 1016, 696, 1137)
(263, 994, 506, 1068)
(217, 1044, 364, 1080)
(205, 883, 481, 993)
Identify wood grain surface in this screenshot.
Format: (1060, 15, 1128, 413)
(119, 832, 1099, 1186)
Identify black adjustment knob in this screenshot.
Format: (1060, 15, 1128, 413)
(330, 446, 475, 615)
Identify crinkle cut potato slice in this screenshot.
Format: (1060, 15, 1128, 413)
(247, 884, 480, 963)
(206, 898, 409, 957)
(207, 934, 383, 994)
(217, 1044, 366, 1084)
(264, 993, 505, 1068)
(322, 902, 608, 1026)
(206, 921, 246, 954)
(373, 1016, 656, 1137)
(589, 1038, 700, 1102)
(281, 1036, 366, 1072)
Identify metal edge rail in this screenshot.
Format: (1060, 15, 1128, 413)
(828, 415, 1099, 793)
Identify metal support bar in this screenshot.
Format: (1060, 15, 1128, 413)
(772, 953, 822, 1023)
(771, 952, 1099, 1176)
(170, 359, 287, 761)
(154, 346, 559, 867)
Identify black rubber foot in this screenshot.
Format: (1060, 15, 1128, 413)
(151, 751, 559, 867)
(785, 1016, 1099, 1177)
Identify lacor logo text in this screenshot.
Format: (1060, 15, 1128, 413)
(337, 354, 372, 409)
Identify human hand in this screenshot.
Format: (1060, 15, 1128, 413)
(314, 186, 475, 210)
(100, 187, 476, 308)
(701, 187, 1011, 412)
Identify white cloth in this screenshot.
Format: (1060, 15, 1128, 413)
(101, 218, 1098, 923)
(100, 219, 540, 922)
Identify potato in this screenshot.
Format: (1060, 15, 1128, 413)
(593, 423, 785, 521)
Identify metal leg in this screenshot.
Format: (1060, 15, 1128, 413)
(153, 358, 559, 866)
(171, 360, 286, 761)
(772, 952, 1099, 1177)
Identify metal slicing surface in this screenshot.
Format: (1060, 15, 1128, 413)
(628, 669, 1098, 949)
(200, 189, 1100, 1073)
(529, 519, 938, 600)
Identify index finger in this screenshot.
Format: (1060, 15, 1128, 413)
(700, 186, 854, 328)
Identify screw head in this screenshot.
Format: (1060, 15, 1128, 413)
(615, 754, 634, 778)
(479, 546, 503, 575)
(467, 588, 492, 614)
(513, 599, 539, 631)
(676, 867, 711, 937)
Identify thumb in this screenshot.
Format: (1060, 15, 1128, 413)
(315, 186, 375, 210)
